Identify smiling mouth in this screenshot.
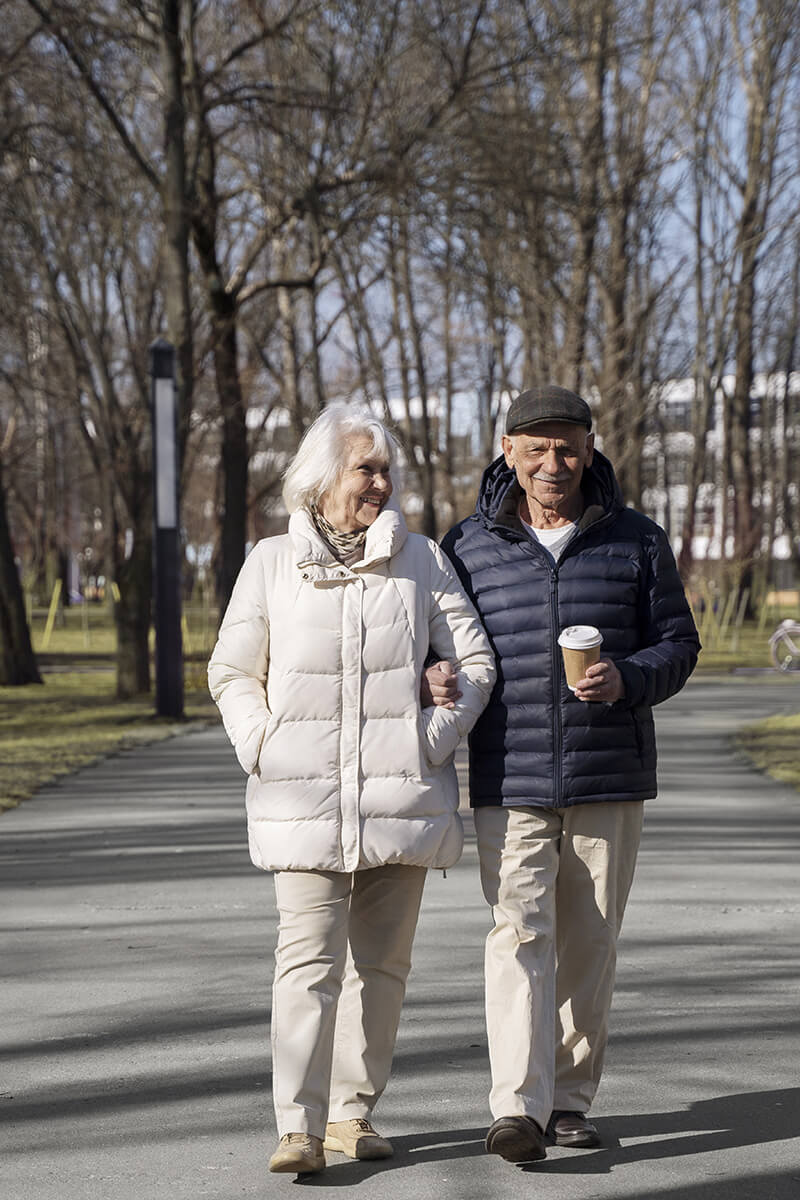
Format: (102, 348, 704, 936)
(360, 496, 383, 507)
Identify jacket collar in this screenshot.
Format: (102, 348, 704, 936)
(290, 498, 409, 578)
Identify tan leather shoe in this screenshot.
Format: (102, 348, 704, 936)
(268, 1133, 325, 1173)
(324, 1118, 393, 1160)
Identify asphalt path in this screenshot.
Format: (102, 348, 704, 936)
(2, 675, 800, 1200)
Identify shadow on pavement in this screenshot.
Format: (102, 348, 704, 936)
(297, 1089, 800, 1194)
(294, 1127, 488, 1186)
(5, 785, 797, 889)
(519, 1087, 800, 1177)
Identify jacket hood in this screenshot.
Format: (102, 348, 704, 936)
(475, 448, 624, 531)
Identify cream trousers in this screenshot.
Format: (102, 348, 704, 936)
(271, 864, 427, 1138)
(474, 801, 643, 1129)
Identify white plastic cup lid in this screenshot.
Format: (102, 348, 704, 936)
(558, 624, 603, 649)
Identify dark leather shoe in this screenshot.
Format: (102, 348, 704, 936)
(485, 1115, 546, 1162)
(547, 1110, 602, 1148)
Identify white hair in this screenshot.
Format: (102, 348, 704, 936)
(282, 404, 404, 513)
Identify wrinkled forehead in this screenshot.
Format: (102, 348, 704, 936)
(342, 433, 391, 468)
(511, 421, 591, 450)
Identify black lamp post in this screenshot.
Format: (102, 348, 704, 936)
(150, 338, 184, 718)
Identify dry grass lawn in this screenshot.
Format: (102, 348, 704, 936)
(0, 671, 215, 812)
(736, 712, 800, 791)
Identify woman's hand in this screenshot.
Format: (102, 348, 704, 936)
(420, 660, 462, 709)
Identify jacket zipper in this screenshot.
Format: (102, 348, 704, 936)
(503, 530, 565, 807)
(546, 510, 616, 806)
(351, 576, 365, 868)
(549, 563, 562, 807)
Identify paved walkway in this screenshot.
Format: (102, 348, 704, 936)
(2, 677, 800, 1199)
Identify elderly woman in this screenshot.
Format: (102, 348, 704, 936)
(208, 405, 495, 1176)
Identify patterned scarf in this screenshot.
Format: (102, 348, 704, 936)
(310, 503, 368, 562)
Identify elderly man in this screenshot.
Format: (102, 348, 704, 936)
(432, 385, 700, 1164)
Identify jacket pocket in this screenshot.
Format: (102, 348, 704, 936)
(631, 703, 656, 767)
(417, 709, 434, 769)
(254, 712, 277, 777)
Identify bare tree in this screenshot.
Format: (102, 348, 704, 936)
(724, 0, 798, 600)
(587, 0, 687, 506)
(675, 2, 736, 579)
(8, 68, 165, 694)
(0, 454, 42, 685)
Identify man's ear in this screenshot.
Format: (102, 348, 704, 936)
(585, 432, 595, 466)
(501, 434, 515, 468)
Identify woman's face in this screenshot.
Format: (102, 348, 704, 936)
(318, 435, 393, 532)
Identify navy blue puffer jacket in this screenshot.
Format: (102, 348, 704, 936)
(440, 450, 700, 809)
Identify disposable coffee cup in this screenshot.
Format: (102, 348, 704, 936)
(558, 625, 603, 691)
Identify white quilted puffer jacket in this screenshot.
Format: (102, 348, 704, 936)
(208, 500, 495, 872)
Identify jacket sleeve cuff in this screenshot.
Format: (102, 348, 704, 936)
(232, 719, 268, 775)
(420, 705, 462, 766)
(615, 660, 646, 708)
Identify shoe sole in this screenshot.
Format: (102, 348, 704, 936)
(266, 1161, 321, 1171)
(269, 1156, 325, 1173)
(323, 1135, 393, 1160)
(553, 1132, 602, 1148)
(485, 1129, 546, 1163)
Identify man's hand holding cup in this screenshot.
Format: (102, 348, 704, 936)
(558, 625, 625, 703)
(573, 658, 625, 703)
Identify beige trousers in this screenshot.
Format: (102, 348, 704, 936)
(271, 864, 427, 1138)
(474, 801, 643, 1130)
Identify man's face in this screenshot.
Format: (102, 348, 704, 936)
(501, 421, 594, 522)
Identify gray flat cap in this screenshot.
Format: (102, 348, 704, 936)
(505, 385, 592, 434)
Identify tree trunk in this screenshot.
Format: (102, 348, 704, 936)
(191, 122, 248, 618)
(729, 241, 758, 596)
(562, 6, 607, 391)
(388, 215, 431, 533)
(399, 215, 436, 540)
(332, 244, 392, 423)
(728, 108, 765, 596)
(278, 284, 304, 443)
(112, 489, 152, 698)
(678, 147, 716, 581)
(160, 0, 194, 459)
(214, 310, 249, 616)
(726, 0, 790, 609)
(598, 197, 633, 492)
(440, 211, 458, 526)
(777, 242, 799, 554)
(308, 281, 326, 416)
(0, 459, 42, 686)
(678, 374, 715, 581)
